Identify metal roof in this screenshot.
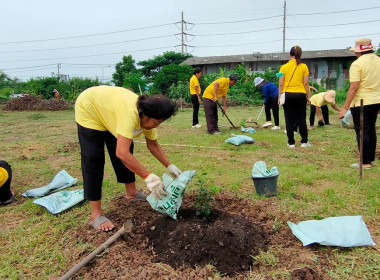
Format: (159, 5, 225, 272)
(181, 49, 356, 66)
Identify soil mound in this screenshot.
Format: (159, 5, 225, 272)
(147, 208, 268, 276)
(3, 94, 70, 111)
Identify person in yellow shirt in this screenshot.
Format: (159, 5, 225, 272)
(75, 86, 182, 232)
(309, 90, 340, 129)
(0, 160, 14, 205)
(189, 69, 202, 128)
(278, 45, 311, 148)
(202, 74, 238, 134)
(339, 38, 380, 169)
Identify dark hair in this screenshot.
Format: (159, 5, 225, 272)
(361, 50, 374, 55)
(290, 45, 302, 65)
(137, 94, 178, 120)
(229, 74, 239, 82)
(193, 69, 202, 75)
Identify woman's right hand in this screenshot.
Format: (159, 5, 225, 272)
(145, 173, 166, 199)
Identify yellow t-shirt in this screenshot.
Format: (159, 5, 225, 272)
(310, 92, 334, 107)
(349, 53, 380, 107)
(279, 59, 309, 93)
(203, 77, 230, 100)
(189, 75, 201, 95)
(75, 86, 157, 140)
(0, 167, 9, 187)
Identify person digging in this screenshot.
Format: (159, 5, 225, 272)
(75, 86, 182, 232)
(309, 90, 340, 129)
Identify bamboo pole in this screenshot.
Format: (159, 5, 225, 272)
(359, 99, 363, 180)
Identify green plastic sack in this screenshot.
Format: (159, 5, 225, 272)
(251, 161, 279, 178)
(33, 189, 84, 214)
(147, 170, 196, 220)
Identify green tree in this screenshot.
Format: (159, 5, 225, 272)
(138, 51, 192, 81)
(122, 72, 147, 94)
(112, 55, 137, 86)
(153, 64, 192, 95)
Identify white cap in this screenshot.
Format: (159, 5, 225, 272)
(254, 77, 264, 86)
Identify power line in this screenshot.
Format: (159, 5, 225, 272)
(288, 6, 380, 16)
(0, 23, 175, 45)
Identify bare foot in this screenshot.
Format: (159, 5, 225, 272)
(90, 215, 115, 232)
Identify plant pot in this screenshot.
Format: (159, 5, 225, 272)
(251, 175, 278, 196)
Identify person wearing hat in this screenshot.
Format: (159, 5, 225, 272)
(202, 74, 238, 134)
(189, 69, 202, 128)
(253, 77, 280, 130)
(309, 90, 341, 129)
(338, 38, 380, 169)
(0, 160, 14, 205)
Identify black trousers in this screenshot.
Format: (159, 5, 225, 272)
(350, 103, 380, 164)
(0, 160, 12, 203)
(309, 105, 329, 126)
(191, 94, 200, 126)
(283, 93, 308, 145)
(77, 124, 135, 201)
(204, 98, 219, 134)
(265, 96, 279, 126)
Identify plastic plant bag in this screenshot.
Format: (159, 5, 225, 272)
(33, 189, 84, 214)
(23, 170, 78, 197)
(287, 216, 376, 247)
(147, 170, 196, 220)
(240, 126, 256, 134)
(251, 161, 279, 178)
(225, 134, 255, 146)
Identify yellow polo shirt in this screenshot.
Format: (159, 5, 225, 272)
(203, 77, 230, 100)
(189, 75, 201, 95)
(349, 53, 380, 107)
(280, 59, 309, 93)
(0, 167, 9, 187)
(310, 92, 334, 107)
(75, 86, 157, 140)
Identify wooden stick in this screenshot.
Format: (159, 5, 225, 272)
(359, 99, 363, 180)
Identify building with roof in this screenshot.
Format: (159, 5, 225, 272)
(181, 49, 356, 89)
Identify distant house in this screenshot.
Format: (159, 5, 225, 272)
(181, 49, 356, 89)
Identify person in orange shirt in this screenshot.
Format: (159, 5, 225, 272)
(53, 88, 61, 100)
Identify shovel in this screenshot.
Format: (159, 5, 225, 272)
(59, 219, 133, 280)
(251, 105, 264, 125)
(217, 102, 237, 129)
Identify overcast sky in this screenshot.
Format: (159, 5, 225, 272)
(1, 0, 379, 82)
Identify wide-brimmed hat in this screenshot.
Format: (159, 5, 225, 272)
(350, 38, 374, 53)
(324, 90, 336, 103)
(254, 77, 264, 86)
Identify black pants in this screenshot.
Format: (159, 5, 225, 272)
(265, 96, 279, 126)
(351, 103, 380, 164)
(77, 124, 135, 201)
(204, 98, 219, 134)
(283, 93, 308, 145)
(0, 160, 13, 203)
(310, 105, 329, 126)
(191, 94, 200, 126)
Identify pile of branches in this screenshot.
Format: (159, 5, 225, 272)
(3, 95, 71, 111)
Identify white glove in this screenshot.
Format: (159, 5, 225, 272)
(167, 164, 182, 178)
(144, 173, 166, 199)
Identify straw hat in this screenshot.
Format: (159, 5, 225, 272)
(254, 77, 264, 86)
(350, 38, 374, 53)
(324, 90, 336, 103)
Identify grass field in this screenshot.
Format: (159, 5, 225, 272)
(0, 106, 379, 279)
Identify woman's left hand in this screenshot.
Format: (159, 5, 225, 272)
(167, 164, 182, 177)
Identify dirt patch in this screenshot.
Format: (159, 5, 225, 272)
(3, 95, 71, 111)
(63, 194, 331, 279)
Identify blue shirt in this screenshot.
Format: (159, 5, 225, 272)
(261, 82, 278, 104)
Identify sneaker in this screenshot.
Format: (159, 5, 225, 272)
(262, 121, 272, 128)
(300, 142, 312, 148)
(308, 125, 315, 130)
(192, 124, 202, 128)
(287, 144, 295, 148)
(271, 126, 281, 130)
(211, 131, 221, 135)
